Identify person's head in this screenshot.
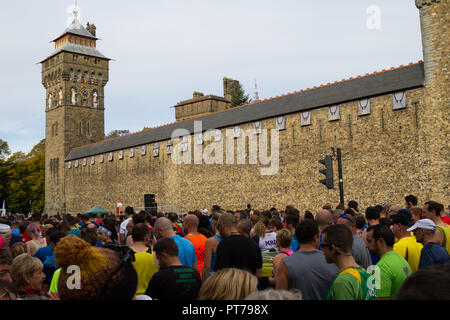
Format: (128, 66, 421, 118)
(252, 220, 267, 238)
(406, 219, 436, 244)
(388, 205, 401, 218)
(348, 200, 358, 212)
(132, 213, 146, 225)
(396, 263, 450, 300)
(245, 288, 302, 300)
(101, 218, 118, 243)
(366, 224, 395, 258)
(285, 207, 300, 219)
(11, 253, 45, 292)
(131, 223, 150, 243)
(216, 213, 238, 239)
(321, 224, 354, 264)
(336, 213, 356, 234)
(153, 237, 179, 268)
(0, 249, 13, 282)
(404, 195, 418, 209)
(284, 214, 299, 232)
(355, 214, 366, 230)
(0, 224, 12, 248)
(124, 206, 135, 218)
(390, 209, 413, 238)
(267, 218, 282, 232)
(0, 279, 17, 300)
(304, 211, 315, 220)
(410, 207, 423, 224)
(198, 268, 258, 300)
(295, 220, 320, 247)
(422, 201, 443, 221)
(80, 227, 98, 246)
(315, 209, 332, 229)
(365, 206, 381, 225)
(96, 226, 113, 243)
(276, 229, 292, 249)
(183, 214, 199, 234)
(154, 217, 175, 239)
(80, 214, 91, 224)
(54, 235, 138, 300)
(238, 219, 252, 237)
(26, 222, 42, 241)
(10, 242, 27, 259)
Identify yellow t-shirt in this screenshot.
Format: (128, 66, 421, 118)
(393, 236, 423, 273)
(436, 224, 450, 255)
(131, 249, 159, 296)
(48, 268, 61, 293)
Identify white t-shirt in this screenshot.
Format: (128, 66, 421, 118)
(258, 232, 277, 250)
(120, 217, 132, 237)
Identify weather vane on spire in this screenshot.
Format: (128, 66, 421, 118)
(73, 0, 79, 19)
(254, 79, 260, 101)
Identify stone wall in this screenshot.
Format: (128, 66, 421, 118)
(64, 86, 447, 214)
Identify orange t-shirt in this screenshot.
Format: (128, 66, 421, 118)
(185, 233, 206, 278)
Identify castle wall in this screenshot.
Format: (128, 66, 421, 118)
(64, 86, 445, 214)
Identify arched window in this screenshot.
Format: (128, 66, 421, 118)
(76, 70, 81, 82)
(83, 71, 88, 82)
(69, 69, 74, 81)
(58, 88, 63, 105)
(97, 73, 102, 82)
(79, 121, 83, 136)
(48, 93, 53, 109)
(53, 91, 57, 107)
(87, 121, 91, 136)
(90, 72, 95, 84)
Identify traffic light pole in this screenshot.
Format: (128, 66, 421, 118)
(337, 148, 344, 205)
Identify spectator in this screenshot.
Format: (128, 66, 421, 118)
(214, 213, 262, 278)
(119, 206, 135, 245)
(11, 253, 46, 299)
(202, 211, 223, 281)
(276, 220, 338, 300)
(268, 229, 293, 286)
(0, 279, 17, 300)
(97, 226, 115, 246)
(184, 214, 207, 280)
(125, 220, 134, 247)
(404, 195, 418, 209)
(198, 268, 258, 300)
(34, 227, 58, 264)
(238, 219, 253, 238)
(322, 224, 376, 300)
(366, 224, 411, 299)
(167, 212, 183, 235)
(410, 207, 422, 224)
(336, 214, 372, 269)
(154, 217, 197, 271)
(0, 249, 13, 282)
(0, 224, 12, 249)
(245, 288, 302, 300)
(66, 215, 81, 237)
(146, 237, 201, 300)
(41, 230, 66, 293)
(284, 214, 299, 252)
(348, 200, 359, 213)
(395, 263, 450, 300)
(26, 223, 47, 257)
(80, 227, 98, 247)
(267, 218, 283, 232)
(391, 209, 423, 272)
(316, 209, 333, 249)
(387, 205, 401, 218)
(130, 223, 158, 296)
(10, 242, 26, 259)
(422, 201, 450, 254)
(407, 219, 450, 269)
(54, 235, 138, 300)
(361, 206, 382, 265)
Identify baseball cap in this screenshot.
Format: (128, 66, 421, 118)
(390, 208, 412, 226)
(407, 218, 436, 232)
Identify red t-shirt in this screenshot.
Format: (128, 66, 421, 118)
(442, 216, 450, 225)
(184, 233, 206, 279)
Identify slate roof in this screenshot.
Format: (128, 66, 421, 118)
(65, 61, 425, 161)
(41, 42, 110, 63)
(53, 18, 97, 41)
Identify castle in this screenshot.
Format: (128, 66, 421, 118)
(42, 0, 448, 215)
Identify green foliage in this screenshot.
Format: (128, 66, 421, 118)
(230, 83, 252, 108)
(0, 139, 45, 214)
(105, 130, 130, 139)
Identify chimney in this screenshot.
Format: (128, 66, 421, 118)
(223, 77, 240, 101)
(193, 91, 204, 98)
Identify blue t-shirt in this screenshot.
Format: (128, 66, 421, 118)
(419, 242, 450, 269)
(34, 246, 53, 263)
(170, 235, 197, 268)
(290, 234, 300, 252)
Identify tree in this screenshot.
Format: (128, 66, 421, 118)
(105, 130, 130, 139)
(0, 139, 10, 160)
(230, 83, 252, 108)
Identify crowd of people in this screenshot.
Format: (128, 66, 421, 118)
(0, 195, 449, 301)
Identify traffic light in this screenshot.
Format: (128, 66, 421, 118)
(319, 155, 334, 189)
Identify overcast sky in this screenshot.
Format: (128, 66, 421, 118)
(0, 0, 423, 155)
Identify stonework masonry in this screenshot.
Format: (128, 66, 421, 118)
(44, 1, 449, 215)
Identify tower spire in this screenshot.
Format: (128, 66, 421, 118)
(73, 0, 79, 20)
(253, 79, 260, 101)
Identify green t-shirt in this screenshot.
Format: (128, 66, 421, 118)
(376, 251, 412, 299)
(48, 268, 61, 293)
(327, 267, 377, 300)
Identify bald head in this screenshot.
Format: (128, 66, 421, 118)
(316, 209, 333, 228)
(183, 214, 199, 233)
(155, 217, 175, 238)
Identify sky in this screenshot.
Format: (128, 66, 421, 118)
(0, 0, 423, 155)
